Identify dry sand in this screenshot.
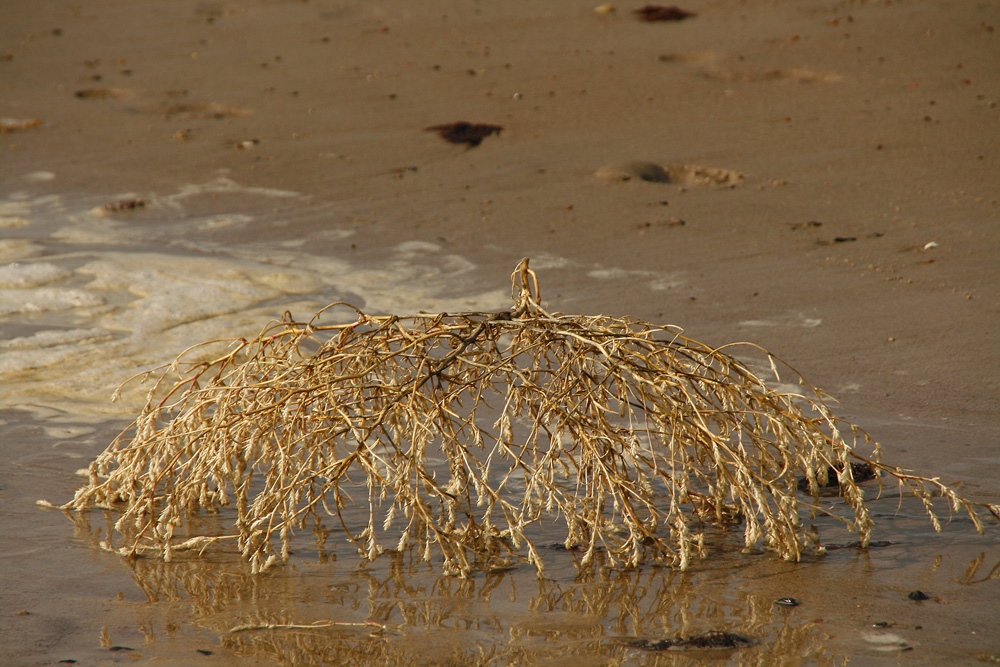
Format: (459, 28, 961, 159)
(2, 1, 998, 665)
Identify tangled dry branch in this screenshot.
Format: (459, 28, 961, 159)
(64, 259, 999, 576)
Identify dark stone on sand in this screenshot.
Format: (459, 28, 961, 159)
(907, 590, 931, 601)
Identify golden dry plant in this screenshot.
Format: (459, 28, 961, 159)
(62, 259, 999, 577)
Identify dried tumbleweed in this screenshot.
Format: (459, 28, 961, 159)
(63, 259, 999, 576)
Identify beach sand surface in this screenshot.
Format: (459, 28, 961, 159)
(1, 1, 998, 664)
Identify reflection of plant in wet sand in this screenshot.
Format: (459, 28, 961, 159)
(63, 259, 998, 579)
(93, 514, 997, 667)
(111, 550, 844, 666)
(960, 552, 1000, 585)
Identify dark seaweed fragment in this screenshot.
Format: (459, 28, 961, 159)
(628, 630, 754, 651)
(425, 121, 503, 147)
(633, 6, 697, 22)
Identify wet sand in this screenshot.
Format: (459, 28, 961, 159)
(2, 1, 998, 664)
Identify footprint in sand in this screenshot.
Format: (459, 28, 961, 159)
(74, 87, 251, 119)
(701, 67, 841, 83)
(658, 52, 841, 83)
(154, 101, 253, 119)
(594, 161, 743, 187)
(73, 87, 131, 100)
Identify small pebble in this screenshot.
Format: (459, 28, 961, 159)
(774, 597, 801, 607)
(907, 590, 931, 601)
